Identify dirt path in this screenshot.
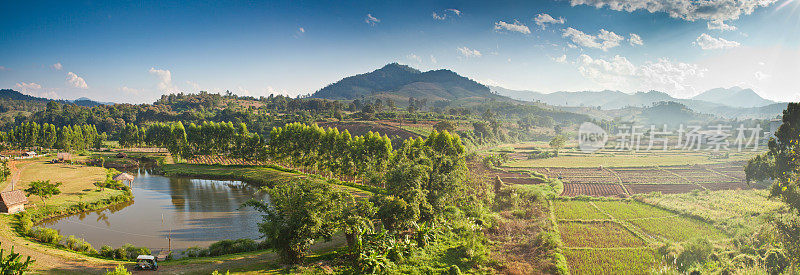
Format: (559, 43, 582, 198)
(3, 160, 26, 192)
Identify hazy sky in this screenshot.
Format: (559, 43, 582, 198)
(2, 0, 800, 103)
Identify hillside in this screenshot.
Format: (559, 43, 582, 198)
(692, 87, 776, 108)
(312, 63, 506, 103)
(0, 89, 110, 107)
(491, 86, 783, 119)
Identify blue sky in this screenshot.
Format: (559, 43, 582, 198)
(2, 0, 800, 103)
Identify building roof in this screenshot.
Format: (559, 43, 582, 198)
(137, 255, 155, 260)
(0, 190, 28, 207)
(113, 173, 135, 182)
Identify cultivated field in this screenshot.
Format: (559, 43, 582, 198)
(553, 199, 727, 273)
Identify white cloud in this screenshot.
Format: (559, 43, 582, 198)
(754, 71, 771, 81)
(534, 13, 565, 29)
(365, 14, 380, 26)
(578, 54, 637, 86)
(629, 33, 644, 46)
(576, 54, 706, 97)
(569, 0, 778, 22)
(15, 82, 59, 99)
(494, 20, 531, 34)
(186, 81, 201, 91)
(266, 86, 291, 97)
(406, 53, 422, 63)
(457, 47, 482, 58)
(66, 72, 88, 89)
(120, 86, 144, 95)
(562, 27, 624, 51)
(446, 9, 461, 16)
(430, 55, 437, 64)
(638, 58, 707, 97)
(553, 54, 568, 63)
(15, 82, 41, 92)
(695, 33, 740, 50)
(148, 67, 178, 92)
(433, 9, 461, 20)
(298, 27, 305, 33)
(51, 62, 63, 70)
(707, 19, 737, 31)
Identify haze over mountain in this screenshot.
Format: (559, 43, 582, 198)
(311, 63, 506, 103)
(490, 86, 785, 119)
(0, 89, 111, 107)
(691, 87, 776, 108)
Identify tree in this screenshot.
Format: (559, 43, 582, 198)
(0, 242, 34, 274)
(105, 265, 131, 275)
(433, 121, 456, 133)
(24, 180, 61, 206)
(745, 102, 800, 265)
(241, 180, 348, 264)
(549, 135, 567, 153)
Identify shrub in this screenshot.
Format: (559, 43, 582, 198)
(676, 238, 713, 272)
(65, 235, 96, 254)
(16, 212, 33, 234)
(100, 245, 115, 259)
(764, 248, 789, 275)
(105, 264, 131, 275)
(28, 227, 60, 245)
(207, 239, 259, 256)
(121, 243, 150, 260)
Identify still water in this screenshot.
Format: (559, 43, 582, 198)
(41, 169, 269, 251)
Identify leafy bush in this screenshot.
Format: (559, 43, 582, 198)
(183, 246, 209, 258)
(65, 235, 97, 254)
(99, 245, 115, 259)
(16, 212, 33, 234)
(105, 264, 131, 275)
(28, 227, 60, 245)
(121, 243, 150, 260)
(207, 239, 259, 256)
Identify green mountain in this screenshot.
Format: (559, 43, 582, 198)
(311, 63, 504, 103)
(0, 89, 110, 107)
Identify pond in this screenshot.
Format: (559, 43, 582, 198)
(40, 169, 269, 252)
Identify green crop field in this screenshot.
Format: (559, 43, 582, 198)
(591, 200, 675, 220)
(628, 216, 728, 242)
(636, 190, 787, 234)
(564, 248, 658, 275)
(559, 221, 646, 248)
(553, 200, 609, 220)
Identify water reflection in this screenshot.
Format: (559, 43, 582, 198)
(41, 169, 269, 251)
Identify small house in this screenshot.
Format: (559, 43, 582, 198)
(22, 151, 36, 157)
(113, 172, 135, 184)
(0, 190, 28, 214)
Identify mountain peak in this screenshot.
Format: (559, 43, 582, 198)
(311, 63, 495, 102)
(692, 87, 775, 108)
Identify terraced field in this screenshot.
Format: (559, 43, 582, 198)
(553, 199, 727, 273)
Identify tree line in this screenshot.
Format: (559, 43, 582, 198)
(0, 121, 105, 151)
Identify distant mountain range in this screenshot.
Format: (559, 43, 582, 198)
(311, 63, 506, 103)
(0, 89, 112, 107)
(491, 86, 785, 119)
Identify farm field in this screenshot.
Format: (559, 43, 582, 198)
(564, 248, 658, 275)
(553, 199, 728, 272)
(559, 221, 646, 248)
(504, 148, 756, 168)
(12, 158, 126, 209)
(636, 189, 787, 233)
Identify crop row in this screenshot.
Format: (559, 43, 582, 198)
(561, 183, 626, 197)
(628, 216, 728, 242)
(553, 200, 608, 220)
(559, 221, 646, 248)
(564, 248, 657, 275)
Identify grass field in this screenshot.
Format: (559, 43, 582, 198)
(564, 248, 657, 275)
(628, 217, 728, 242)
(559, 221, 645, 248)
(636, 189, 787, 234)
(592, 201, 675, 220)
(553, 200, 608, 220)
(12, 159, 125, 209)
